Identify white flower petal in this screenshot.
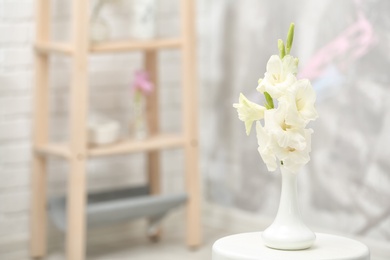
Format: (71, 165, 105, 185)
(266, 55, 283, 75)
(279, 128, 313, 173)
(256, 121, 277, 171)
(263, 106, 307, 150)
(257, 55, 298, 99)
(281, 55, 298, 76)
(233, 93, 266, 135)
(282, 79, 318, 127)
(276, 129, 306, 150)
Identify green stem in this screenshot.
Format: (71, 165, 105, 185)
(278, 39, 286, 59)
(286, 23, 295, 55)
(264, 92, 274, 109)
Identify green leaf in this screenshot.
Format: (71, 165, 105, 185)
(264, 92, 274, 109)
(278, 39, 286, 59)
(286, 23, 295, 55)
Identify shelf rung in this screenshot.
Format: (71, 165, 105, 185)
(34, 143, 71, 158)
(88, 134, 186, 157)
(33, 135, 184, 158)
(34, 42, 73, 55)
(90, 38, 183, 53)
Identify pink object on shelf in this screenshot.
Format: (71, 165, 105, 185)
(131, 70, 154, 95)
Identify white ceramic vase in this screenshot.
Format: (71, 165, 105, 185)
(262, 167, 316, 250)
(129, 0, 156, 39)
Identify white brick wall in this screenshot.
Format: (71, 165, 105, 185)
(0, 0, 198, 256)
(2, 0, 34, 21)
(0, 143, 31, 164)
(0, 24, 32, 44)
(0, 120, 31, 140)
(0, 190, 30, 213)
(0, 167, 30, 188)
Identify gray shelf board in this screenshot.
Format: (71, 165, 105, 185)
(49, 185, 188, 231)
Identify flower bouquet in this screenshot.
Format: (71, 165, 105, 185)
(233, 23, 318, 250)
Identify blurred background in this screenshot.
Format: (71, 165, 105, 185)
(1, 0, 390, 259)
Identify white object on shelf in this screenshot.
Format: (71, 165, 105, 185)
(129, 0, 156, 39)
(88, 115, 120, 145)
(90, 17, 110, 42)
(212, 232, 370, 260)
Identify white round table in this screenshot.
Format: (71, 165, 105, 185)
(212, 232, 370, 260)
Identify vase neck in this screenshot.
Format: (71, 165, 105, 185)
(275, 168, 301, 221)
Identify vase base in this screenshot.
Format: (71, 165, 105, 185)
(262, 229, 316, 250)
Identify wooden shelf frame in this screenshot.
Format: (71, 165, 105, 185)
(34, 38, 182, 55)
(30, 0, 201, 259)
(34, 134, 186, 159)
(34, 143, 71, 158)
(90, 38, 183, 53)
(34, 42, 73, 55)
(89, 134, 186, 157)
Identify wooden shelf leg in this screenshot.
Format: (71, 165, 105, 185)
(66, 158, 87, 260)
(145, 50, 162, 241)
(31, 0, 50, 256)
(184, 143, 201, 248)
(30, 155, 48, 258)
(66, 0, 89, 258)
(180, 0, 202, 248)
(30, 54, 49, 257)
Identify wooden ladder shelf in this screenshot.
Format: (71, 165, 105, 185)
(30, 0, 201, 259)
